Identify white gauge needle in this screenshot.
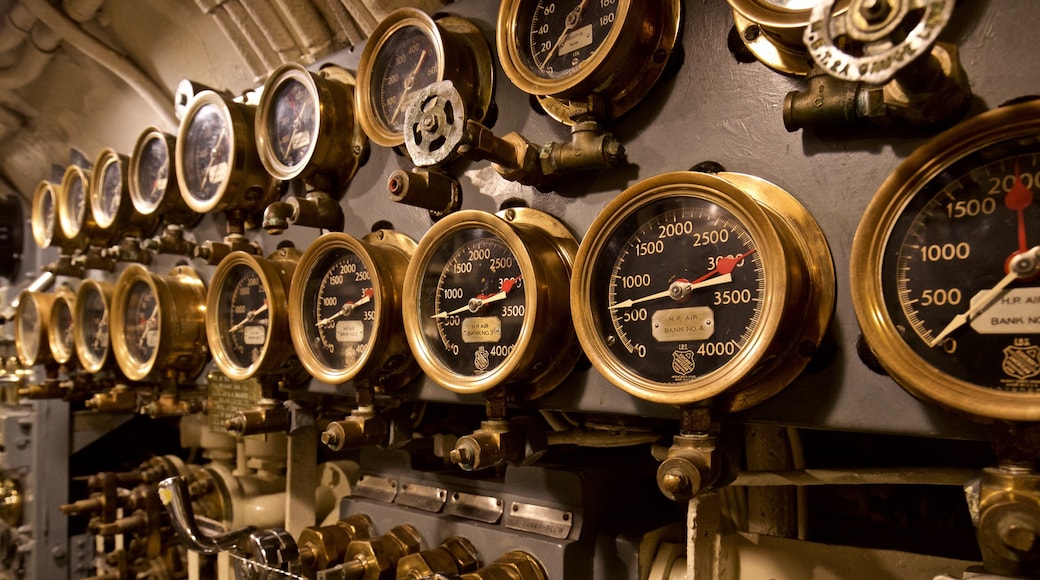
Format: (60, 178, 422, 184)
(538, 0, 590, 70)
(609, 274, 733, 310)
(928, 246, 1040, 347)
(390, 49, 429, 125)
(93, 312, 108, 350)
(227, 303, 268, 334)
(431, 277, 521, 319)
(282, 101, 310, 160)
(198, 127, 228, 191)
(316, 289, 373, 328)
(139, 304, 159, 348)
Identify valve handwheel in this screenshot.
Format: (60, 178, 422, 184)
(404, 81, 468, 167)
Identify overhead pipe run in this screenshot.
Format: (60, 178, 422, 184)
(0, 22, 61, 91)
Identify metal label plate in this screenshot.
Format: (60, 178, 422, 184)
(505, 502, 573, 539)
(206, 372, 262, 432)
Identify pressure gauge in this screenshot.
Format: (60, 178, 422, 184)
(14, 290, 58, 366)
(176, 91, 277, 215)
(255, 63, 367, 185)
(129, 127, 201, 227)
(58, 164, 95, 247)
(206, 248, 300, 381)
(356, 8, 493, 148)
(110, 264, 208, 382)
(497, 0, 681, 122)
(31, 180, 64, 249)
(403, 209, 579, 399)
(48, 286, 77, 365)
(852, 100, 1040, 422)
(92, 148, 159, 238)
(289, 231, 417, 388)
(727, 0, 845, 76)
(572, 171, 834, 409)
(74, 280, 114, 373)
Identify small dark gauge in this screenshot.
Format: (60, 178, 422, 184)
(497, 0, 681, 121)
(357, 8, 493, 148)
(74, 280, 114, 373)
(852, 100, 1040, 421)
(403, 209, 579, 399)
(572, 171, 834, 409)
(207, 249, 299, 381)
(58, 164, 95, 246)
(14, 290, 58, 366)
(92, 148, 159, 238)
(111, 265, 208, 382)
(48, 287, 77, 365)
(176, 91, 277, 215)
(255, 63, 367, 184)
(289, 231, 417, 388)
(31, 180, 64, 249)
(129, 127, 200, 226)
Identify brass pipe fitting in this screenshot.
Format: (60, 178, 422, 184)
(449, 420, 523, 472)
(396, 536, 480, 580)
(142, 224, 195, 257)
(457, 550, 547, 580)
(298, 514, 375, 578)
(387, 169, 461, 218)
(225, 401, 290, 436)
(323, 524, 422, 579)
(321, 407, 388, 451)
(656, 433, 720, 502)
(977, 466, 1040, 576)
(85, 384, 136, 413)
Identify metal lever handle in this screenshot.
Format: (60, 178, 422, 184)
(158, 476, 257, 554)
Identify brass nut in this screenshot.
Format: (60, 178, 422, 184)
(442, 536, 480, 573)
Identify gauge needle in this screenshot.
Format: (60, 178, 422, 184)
(316, 289, 374, 328)
(282, 101, 310, 160)
(139, 304, 159, 349)
(228, 302, 268, 334)
(431, 276, 521, 319)
(538, 0, 590, 70)
(1007, 159, 1033, 253)
(609, 249, 755, 310)
(93, 312, 108, 350)
(199, 127, 228, 191)
(928, 245, 1040, 347)
(390, 49, 429, 125)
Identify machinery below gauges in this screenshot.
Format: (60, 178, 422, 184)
(851, 98, 1040, 577)
(572, 170, 834, 501)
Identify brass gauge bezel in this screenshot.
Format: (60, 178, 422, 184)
(571, 171, 834, 410)
(175, 90, 278, 215)
(356, 8, 494, 148)
(14, 290, 58, 366)
(288, 230, 417, 388)
(31, 180, 64, 249)
(74, 279, 114, 373)
(851, 101, 1040, 422)
(497, 0, 681, 122)
(110, 264, 208, 382)
(255, 63, 368, 184)
(58, 164, 96, 247)
(91, 148, 160, 238)
(47, 285, 77, 365)
(728, 0, 848, 76)
(206, 248, 299, 381)
(129, 127, 202, 227)
(402, 208, 580, 399)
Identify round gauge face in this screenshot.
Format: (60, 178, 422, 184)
(51, 297, 75, 361)
(135, 135, 170, 212)
(518, 0, 622, 79)
(96, 158, 123, 226)
(415, 229, 526, 378)
(266, 78, 317, 168)
(879, 138, 1040, 392)
(300, 247, 377, 373)
(16, 298, 41, 364)
(182, 103, 232, 202)
(371, 24, 440, 135)
(67, 173, 87, 235)
(39, 188, 56, 244)
(216, 264, 270, 370)
(123, 280, 160, 366)
(76, 284, 110, 367)
(587, 196, 765, 384)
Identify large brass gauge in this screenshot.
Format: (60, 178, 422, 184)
(91, 148, 160, 238)
(31, 180, 65, 249)
(110, 264, 208, 382)
(572, 171, 834, 409)
(74, 280, 114, 373)
(58, 164, 96, 247)
(206, 248, 299, 381)
(47, 286, 77, 365)
(356, 8, 493, 148)
(402, 209, 579, 398)
(14, 290, 58, 366)
(851, 100, 1040, 422)
(727, 0, 844, 76)
(129, 127, 200, 226)
(175, 90, 277, 215)
(497, 0, 681, 121)
(288, 231, 417, 388)
(255, 63, 367, 184)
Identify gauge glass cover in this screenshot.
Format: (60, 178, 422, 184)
(16, 298, 40, 364)
(38, 186, 56, 245)
(66, 173, 87, 236)
(518, 0, 621, 79)
(96, 158, 122, 227)
(267, 78, 318, 169)
(76, 283, 110, 368)
(372, 24, 440, 136)
(51, 297, 74, 362)
(134, 134, 170, 212)
(123, 280, 159, 367)
(217, 263, 271, 371)
(182, 103, 232, 203)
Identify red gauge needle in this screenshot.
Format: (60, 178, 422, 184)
(431, 276, 521, 319)
(316, 288, 373, 328)
(609, 248, 756, 310)
(1007, 159, 1033, 253)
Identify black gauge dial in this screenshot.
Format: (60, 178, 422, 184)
(123, 280, 159, 366)
(418, 231, 526, 377)
(267, 78, 317, 168)
(68, 174, 87, 234)
(39, 186, 56, 245)
(372, 25, 440, 135)
(135, 134, 170, 211)
(217, 264, 270, 370)
(76, 282, 110, 369)
(303, 248, 377, 372)
(96, 158, 123, 227)
(521, 0, 620, 79)
(591, 198, 763, 383)
(51, 297, 75, 362)
(182, 103, 232, 203)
